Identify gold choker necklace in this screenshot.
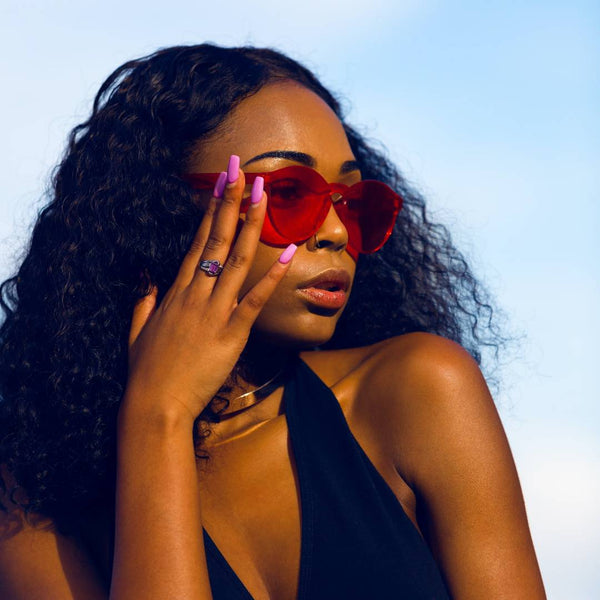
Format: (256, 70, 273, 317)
(218, 367, 285, 416)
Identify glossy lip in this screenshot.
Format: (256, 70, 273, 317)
(297, 287, 347, 310)
(297, 268, 352, 293)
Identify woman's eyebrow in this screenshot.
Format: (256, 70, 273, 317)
(339, 159, 360, 174)
(243, 150, 314, 167)
(243, 150, 360, 174)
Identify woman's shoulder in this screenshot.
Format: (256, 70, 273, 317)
(301, 331, 481, 395)
(356, 332, 486, 404)
(303, 332, 498, 476)
(359, 333, 496, 463)
(322, 338, 544, 598)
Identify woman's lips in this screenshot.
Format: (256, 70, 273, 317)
(296, 268, 352, 310)
(297, 268, 351, 292)
(297, 287, 347, 309)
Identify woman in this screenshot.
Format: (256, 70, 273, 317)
(0, 44, 545, 599)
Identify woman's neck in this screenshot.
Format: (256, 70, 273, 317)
(216, 339, 296, 417)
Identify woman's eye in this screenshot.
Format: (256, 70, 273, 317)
(271, 179, 302, 201)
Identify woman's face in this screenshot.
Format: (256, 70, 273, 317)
(186, 81, 359, 349)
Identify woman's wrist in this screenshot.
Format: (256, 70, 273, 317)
(117, 389, 199, 436)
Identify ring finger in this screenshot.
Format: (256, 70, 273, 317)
(195, 154, 246, 288)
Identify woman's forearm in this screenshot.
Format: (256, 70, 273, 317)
(110, 401, 213, 600)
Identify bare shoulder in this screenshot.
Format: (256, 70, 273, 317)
(302, 330, 476, 383)
(349, 333, 495, 476)
(302, 331, 495, 481)
(0, 465, 107, 599)
(339, 333, 546, 598)
(359, 330, 484, 395)
(300, 331, 483, 416)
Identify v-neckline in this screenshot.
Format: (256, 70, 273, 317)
(201, 357, 315, 600)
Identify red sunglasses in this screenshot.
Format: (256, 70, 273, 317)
(182, 165, 402, 261)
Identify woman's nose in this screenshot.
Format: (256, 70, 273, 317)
(308, 204, 348, 253)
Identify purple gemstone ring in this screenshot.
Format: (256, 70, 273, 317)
(198, 259, 224, 277)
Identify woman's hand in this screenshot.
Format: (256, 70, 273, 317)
(122, 155, 297, 425)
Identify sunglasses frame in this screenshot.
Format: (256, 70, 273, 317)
(182, 165, 402, 261)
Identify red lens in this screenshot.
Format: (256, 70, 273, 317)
(333, 181, 401, 254)
(264, 167, 331, 241)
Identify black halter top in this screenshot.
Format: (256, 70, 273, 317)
(202, 356, 451, 599)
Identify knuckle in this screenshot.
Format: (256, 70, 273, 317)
(243, 290, 265, 312)
(266, 267, 282, 284)
(188, 238, 205, 254)
(225, 252, 247, 271)
(204, 197, 217, 216)
(220, 188, 239, 207)
(243, 215, 263, 232)
(204, 233, 226, 252)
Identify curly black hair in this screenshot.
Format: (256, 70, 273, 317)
(0, 43, 508, 546)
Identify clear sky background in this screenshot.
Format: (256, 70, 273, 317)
(1, 1, 598, 597)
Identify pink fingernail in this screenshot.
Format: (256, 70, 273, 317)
(213, 171, 227, 198)
(278, 243, 297, 264)
(227, 155, 240, 183)
(250, 176, 264, 205)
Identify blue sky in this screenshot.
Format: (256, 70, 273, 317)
(1, 1, 598, 597)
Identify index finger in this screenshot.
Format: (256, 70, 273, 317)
(228, 244, 297, 332)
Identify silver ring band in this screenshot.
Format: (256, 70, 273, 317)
(198, 259, 224, 277)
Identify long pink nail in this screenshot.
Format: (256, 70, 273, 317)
(278, 243, 297, 264)
(227, 155, 240, 183)
(213, 171, 227, 198)
(251, 177, 264, 205)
